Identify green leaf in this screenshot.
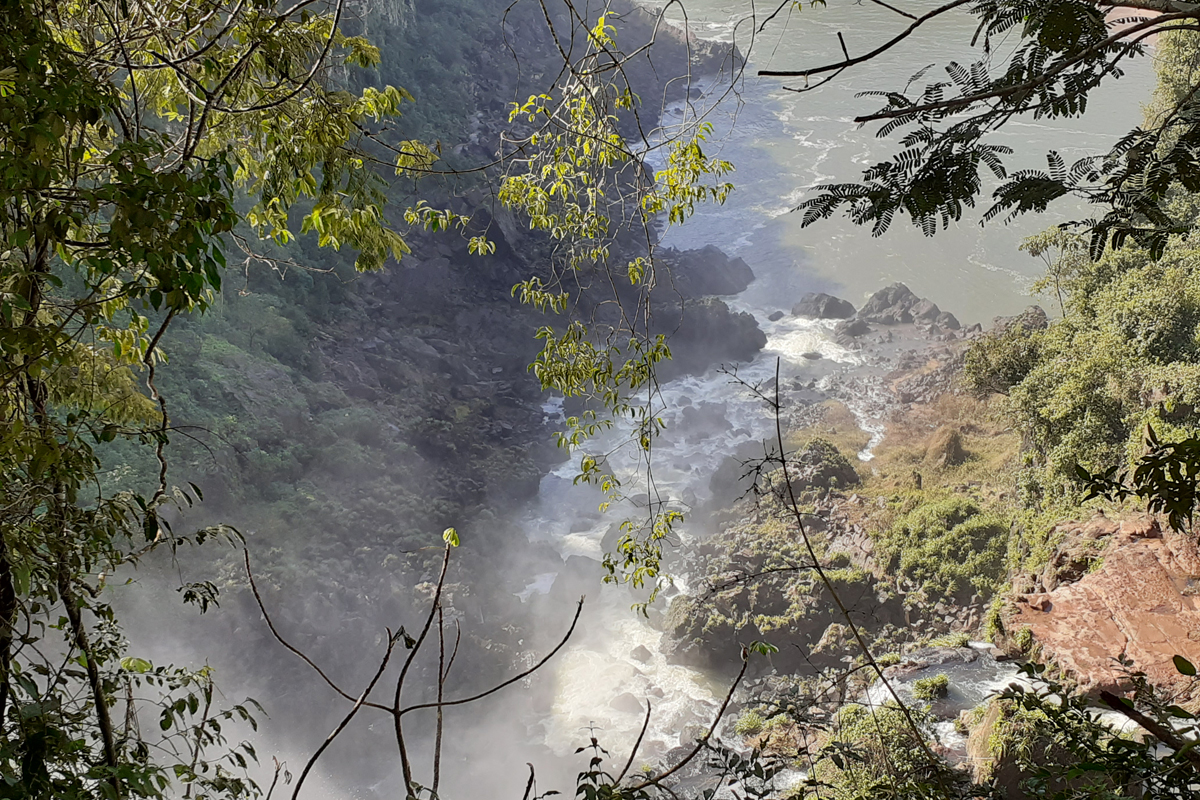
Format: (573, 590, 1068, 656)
(120, 657, 152, 674)
(1173, 654, 1196, 676)
(442, 527, 460, 547)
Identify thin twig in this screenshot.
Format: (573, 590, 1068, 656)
(615, 701, 653, 784)
(627, 658, 748, 791)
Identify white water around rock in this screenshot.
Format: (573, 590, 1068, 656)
(523, 317, 863, 757)
(518, 0, 1158, 768)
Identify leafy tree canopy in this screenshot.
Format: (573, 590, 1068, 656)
(0, 0, 438, 794)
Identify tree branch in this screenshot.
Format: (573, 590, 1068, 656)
(1099, 690, 1200, 768)
(759, 0, 973, 78)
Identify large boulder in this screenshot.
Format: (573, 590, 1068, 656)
(656, 297, 767, 378)
(833, 318, 871, 347)
(1003, 516, 1200, 700)
(992, 305, 1048, 335)
(792, 292, 856, 320)
(658, 245, 755, 297)
(923, 426, 968, 468)
(787, 438, 860, 494)
(859, 283, 922, 324)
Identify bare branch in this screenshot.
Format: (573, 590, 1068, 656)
(759, 0, 974, 78)
(244, 551, 360, 705)
(398, 597, 584, 716)
(1100, 690, 1200, 767)
(615, 701, 653, 784)
(291, 630, 400, 800)
(627, 658, 748, 792)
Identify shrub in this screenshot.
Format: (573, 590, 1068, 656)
(875, 497, 1009, 603)
(912, 673, 950, 701)
(930, 632, 971, 648)
(735, 709, 766, 737)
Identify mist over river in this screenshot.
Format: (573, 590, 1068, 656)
(525, 0, 1158, 772)
(122, 2, 1159, 797)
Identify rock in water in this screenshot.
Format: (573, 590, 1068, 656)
(658, 245, 755, 297)
(936, 311, 962, 330)
(656, 297, 767, 378)
(859, 282, 922, 324)
(610, 692, 646, 715)
(631, 644, 653, 663)
(833, 318, 871, 345)
(792, 292, 856, 319)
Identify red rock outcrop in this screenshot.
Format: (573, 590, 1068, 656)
(1008, 515, 1200, 699)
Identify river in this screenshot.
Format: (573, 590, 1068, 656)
(516, 0, 1156, 786)
(123, 3, 1159, 796)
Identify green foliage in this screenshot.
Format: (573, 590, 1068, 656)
(980, 228, 1200, 502)
(928, 632, 971, 649)
(790, 0, 1200, 259)
(1078, 425, 1200, 532)
(0, 0, 433, 795)
(874, 497, 1008, 604)
(911, 673, 950, 701)
(735, 709, 767, 737)
(962, 323, 1043, 398)
(815, 702, 958, 800)
(990, 665, 1200, 798)
(495, 12, 739, 607)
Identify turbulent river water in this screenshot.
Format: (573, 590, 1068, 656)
(516, 0, 1158, 782)
(126, 4, 1162, 797)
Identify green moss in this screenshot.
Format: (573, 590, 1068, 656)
(875, 652, 901, 667)
(874, 496, 1009, 603)
(816, 702, 952, 799)
(911, 673, 950, 701)
(983, 596, 1007, 643)
(1012, 625, 1035, 654)
(735, 709, 765, 737)
(929, 631, 971, 648)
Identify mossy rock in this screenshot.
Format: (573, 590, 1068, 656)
(924, 425, 968, 468)
(789, 438, 860, 493)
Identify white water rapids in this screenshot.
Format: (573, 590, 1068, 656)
(514, 0, 1158, 771)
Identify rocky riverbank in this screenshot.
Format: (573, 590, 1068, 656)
(650, 279, 1200, 795)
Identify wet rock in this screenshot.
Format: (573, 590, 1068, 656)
(835, 318, 871, 338)
(768, 310, 785, 322)
(656, 297, 766, 378)
(936, 311, 961, 330)
(910, 298, 941, 322)
(610, 692, 647, 715)
(631, 645, 653, 663)
(883, 646, 979, 680)
(791, 292, 856, 320)
(708, 439, 777, 509)
(859, 283, 921, 324)
(658, 245, 755, 297)
(801, 351, 823, 360)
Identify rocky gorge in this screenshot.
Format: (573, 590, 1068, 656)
(116, 3, 1200, 797)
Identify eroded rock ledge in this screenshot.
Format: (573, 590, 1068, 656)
(1004, 514, 1200, 701)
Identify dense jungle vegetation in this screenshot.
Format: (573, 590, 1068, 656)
(8, 0, 1200, 799)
